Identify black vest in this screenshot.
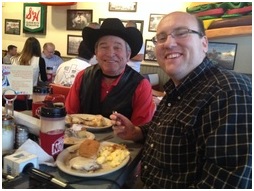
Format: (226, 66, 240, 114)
(79, 64, 144, 119)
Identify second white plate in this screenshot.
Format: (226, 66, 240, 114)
(66, 114, 112, 132)
(64, 131, 95, 145)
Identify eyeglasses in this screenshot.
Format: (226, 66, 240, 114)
(152, 28, 204, 45)
(46, 49, 55, 54)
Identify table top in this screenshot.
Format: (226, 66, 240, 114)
(2, 111, 143, 189)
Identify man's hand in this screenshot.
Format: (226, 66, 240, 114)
(110, 112, 143, 141)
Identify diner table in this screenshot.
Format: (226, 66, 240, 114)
(2, 110, 144, 189)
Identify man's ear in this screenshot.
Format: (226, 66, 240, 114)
(127, 50, 131, 61)
(202, 36, 209, 53)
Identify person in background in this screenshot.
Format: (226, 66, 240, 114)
(126, 21, 165, 106)
(110, 11, 252, 188)
(87, 22, 101, 65)
(3, 45, 18, 64)
(11, 37, 47, 86)
(54, 50, 61, 58)
(42, 42, 64, 73)
(66, 18, 155, 126)
(125, 20, 144, 73)
(87, 22, 100, 29)
(54, 40, 93, 86)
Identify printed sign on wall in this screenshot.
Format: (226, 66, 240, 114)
(23, 3, 47, 34)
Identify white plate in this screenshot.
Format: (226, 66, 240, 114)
(66, 114, 112, 132)
(56, 142, 130, 177)
(64, 131, 95, 145)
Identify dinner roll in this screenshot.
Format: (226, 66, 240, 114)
(79, 139, 100, 158)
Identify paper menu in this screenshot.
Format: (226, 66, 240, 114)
(2, 64, 33, 95)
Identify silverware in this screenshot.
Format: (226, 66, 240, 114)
(98, 134, 114, 142)
(112, 111, 117, 129)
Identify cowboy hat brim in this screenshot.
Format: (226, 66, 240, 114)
(82, 18, 143, 58)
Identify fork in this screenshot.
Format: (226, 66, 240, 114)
(98, 134, 114, 142)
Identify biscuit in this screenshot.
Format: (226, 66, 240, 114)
(79, 139, 100, 159)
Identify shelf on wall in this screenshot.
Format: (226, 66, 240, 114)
(205, 25, 252, 39)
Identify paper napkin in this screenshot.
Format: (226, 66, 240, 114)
(16, 139, 56, 167)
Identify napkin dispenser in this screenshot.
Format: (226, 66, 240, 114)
(3, 150, 38, 176)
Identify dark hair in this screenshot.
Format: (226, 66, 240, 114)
(7, 45, 17, 51)
(78, 41, 94, 60)
(196, 16, 205, 37)
(54, 50, 61, 57)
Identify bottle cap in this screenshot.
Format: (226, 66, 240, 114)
(33, 86, 52, 94)
(16, 124, 28, 133)
(40, 105, 66, 118)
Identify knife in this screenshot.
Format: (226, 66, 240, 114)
(23, 164, 74, 189)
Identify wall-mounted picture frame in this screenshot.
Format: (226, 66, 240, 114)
(108, 2, 137, 12)
(99, 18, 144, 34)
(207, 42, 237, 70)
(5, 19, 21, 35)
(67, 9, 93, 30)
(23, 3, 47, 34)
(67, 35, 83, 55)
(148, 14, 165, 32)
(144, 39, 157, 61)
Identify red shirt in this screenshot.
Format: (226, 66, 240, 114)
(65, 69, 155, 126)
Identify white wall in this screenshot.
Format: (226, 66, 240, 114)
(2, 1, 252, 74)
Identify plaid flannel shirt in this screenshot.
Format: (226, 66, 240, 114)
(140, 57, 252, 188)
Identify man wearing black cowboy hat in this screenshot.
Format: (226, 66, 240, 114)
(65, 18, 155, 126)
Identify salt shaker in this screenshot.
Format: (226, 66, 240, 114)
(15, 124, 29, 148)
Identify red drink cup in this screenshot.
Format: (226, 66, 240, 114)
(39, 105, 66, 160)
(32, 101, 44, 118)
(39, 129, 64, 159)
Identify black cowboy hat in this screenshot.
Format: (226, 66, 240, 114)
(82, 18, 143, 58)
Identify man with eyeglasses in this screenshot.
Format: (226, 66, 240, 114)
(42, 42, 64, 79)
(110, 11, 251, 189)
